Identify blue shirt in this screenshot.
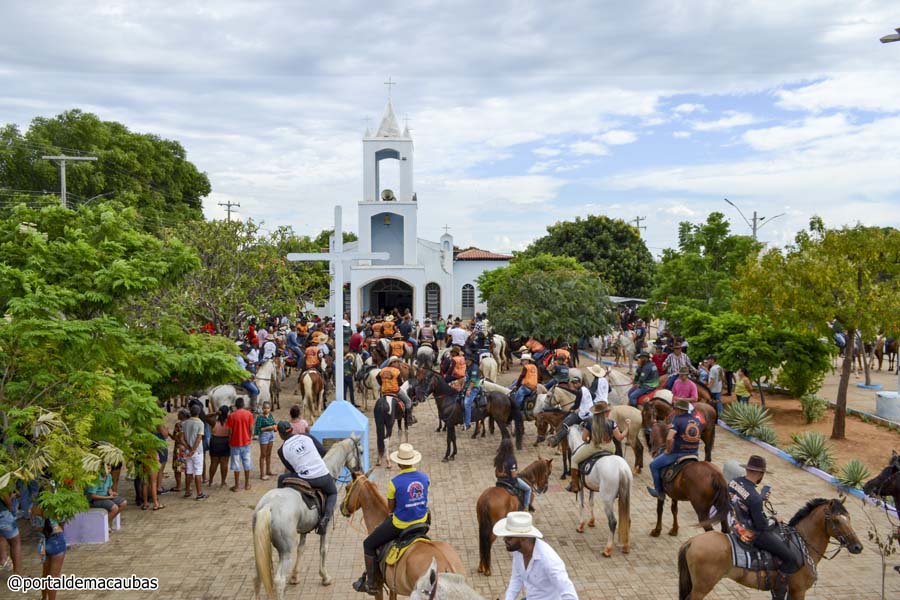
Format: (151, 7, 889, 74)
(670, 413, 702, 455)
(85, 473, 112, 497)
(388, 468, 430, 528)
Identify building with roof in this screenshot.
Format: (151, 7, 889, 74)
(319, 99, 511, 324)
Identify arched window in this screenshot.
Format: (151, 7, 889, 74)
(461, 284, 475, 319)
(425, 282, 441, 317)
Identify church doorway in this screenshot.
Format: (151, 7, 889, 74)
(368, 279, 413, 315)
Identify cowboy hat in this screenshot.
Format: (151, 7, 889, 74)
(390, 443, 422, 466)
(678, 366, 690, 375)
(492, 511, 543, 539)
(637, 351, 650, 358)
(385, 315, 394, 322)
(587, 364, 605, 379)
(652, 389, 673, 403)
(518, 345, 529, 353)
(591, 401, 611, 415)
(674, 398, 691, 411)
(741, 455, 772, 473)
(387, 355, 402, 363)
(392, 332, 403, 340)
(520, 353, 533, 362)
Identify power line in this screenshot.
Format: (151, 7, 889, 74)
(632, 216, 647, 237)
(41, 154, 98, 208)
(218, 200, 240, 221)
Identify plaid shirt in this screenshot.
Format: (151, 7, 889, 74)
(662, 351, 694, 375)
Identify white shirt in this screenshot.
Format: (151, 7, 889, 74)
(280, 434, 329, 479)
(318, 342, 331, 357)
(593, 377, 609, 404)
(246, 348, 259, 364)
(448, 327, 469, 347)
(576, 386, 595, 420)
(262, 340, 277, 361)
(708, 364, 724, 394)
(505, 538, 578, 600)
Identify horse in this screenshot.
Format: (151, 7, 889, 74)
(642, 398, 717, 462)
(614, 330, 636, 374)
(415, 369, 465, 461)
(475, 458, 553, 576)
(863, 449, 900, 511)
(254, 359, 277, 409)
(490, 334, 509, 371)
(206, 384, 250, 413)
(411, 558, 485, 600)
(415, 344, 435, 370)
(270, 356, 283, 410)
(471, 381, 525, 450)
(340, 471, 465, 599)
(373, 394, 408, 468)
(252, 436, 363, 600)
(566, 423, 632, 556)
(647, 421, 730, 538)
(479, 354, 499, 382)
(677, 498, 863, 599)
(299, 369, 326, 421)
(603, 368, 633, 406)
(359, 366, 381, 411)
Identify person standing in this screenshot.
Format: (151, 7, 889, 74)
(208, 406, 231, 488)
(289, 404, 310, 435)
(254, 401, 277, 481)
(182, 404, 208, 500)
(707, 355, 724, 415)
(647, 399, 701, 499)
(436, 316, 447, 348)
(226, 397, 255, 492)
(31, 503, 66, 600)
(734, 367, 753, 403)
(0, 493, 22, 575)
(493, 511, 578, 600)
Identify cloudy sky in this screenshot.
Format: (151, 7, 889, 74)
(3, 1, 900, 253)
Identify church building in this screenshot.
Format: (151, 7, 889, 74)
(327, 99, 511, 325)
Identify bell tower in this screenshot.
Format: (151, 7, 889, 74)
(363, 100, 414, 203)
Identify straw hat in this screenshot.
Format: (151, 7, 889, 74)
(674, 398, 691, 411)
(678, 366, 690, 375)
(590, 401, 611, 415)
(492, 511, 543, 539)
(390, 443, 422, 466)
(387, 356, 402, 364)
(385, 315, 395, 322)
(392, 332, 403, 340)
(652, 389, 673, 404)
(587, 364, 606, 379)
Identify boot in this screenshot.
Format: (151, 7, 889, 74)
(770, 571, 789, 600)
(549, 425, 567, 448)
(352, 554, 378, 595)
(315, 514, 330, 535)
(566, 468, 581, 493)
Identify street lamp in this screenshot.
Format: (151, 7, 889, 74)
(723, 198, 784, 240)
(881, 27, 900, 43)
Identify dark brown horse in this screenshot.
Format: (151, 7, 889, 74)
(642, 399, 717, 462)
(475, 458, 553, 576)
(415, 369, 464, 462)
(648, 421, 729, 537)
(863, 449, 900, 511)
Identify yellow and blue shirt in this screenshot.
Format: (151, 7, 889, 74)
(387, 467, 430, 528)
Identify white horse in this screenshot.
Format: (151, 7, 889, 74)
(416, 344, 436, 369)
(479, 354, 499, 382)
(254, 360, 276, 407)
(252, 436, 363, 600)
(567, 423, 632, 557)
(360, 367, 381, 411)
(603, 368, 633, 406)
(410, 558, 485, 600)
(615, 331, 635, 374)
(491, 334, 509, 371)
(206, 359, 276, 413)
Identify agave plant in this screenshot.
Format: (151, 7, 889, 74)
(722, 402, 773, 438)
(751, 425, 779, 446)
(788, 431, 835, 472)
(836, 459, 871, 490)
(799, 394, 828, 424)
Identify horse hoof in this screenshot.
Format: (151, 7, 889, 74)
(649, 529, 660, 537)
(576, 524, 585, 534)
(622, 544, 630, 554)
(633, 467, 642, 475)
(321, 576, 333, 587)
(602, 547, 612, 558)
(442, 457, 450, 463)
(668, 529, 678, 536)
(290, 576, 301, 585)
(477, 565, 483, 574)
(588, 519, 596, 528)
(484, 568, 491, 577)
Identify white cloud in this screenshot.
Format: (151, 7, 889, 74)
(691, 111, 759, 131)
(673, 103, 706, 114)
(776, 73, 900, 114)
(673, 131, 691, 138)
(597, 129, 637, 145)
(533, 146, 562, 157)
(742, 114, 855, 152)
(570, 141, 608, 156)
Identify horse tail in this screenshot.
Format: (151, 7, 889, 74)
(253, 505, 276, 600)
(617, 466, 631, 547)
(698, 471, 730, 529)
(678, 541, 692, 600)
(477, 496, 493, 573)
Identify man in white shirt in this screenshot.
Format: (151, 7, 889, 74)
(549, 372, 594, 447)
(707, 354, 724, 416)
(587, 364, 609, 404)
(261, 338, 277, 362)
(447, 320, 470, 348)
(275, 421, 336, 534)
(493, 511, 578, 600)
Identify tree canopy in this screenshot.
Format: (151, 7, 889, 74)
(734, 218, 900, 438)
(477, 254, 613, 341)
(645, 212, 760, 317)
(1, 110, 210, 227)
(519, 215, 654, 297)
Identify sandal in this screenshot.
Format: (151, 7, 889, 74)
(141, 504, 150, 511)
(152, 504, 166, 511)
(229, 486, 239, 492)
(169, 487, 182, 492)
(195, 493, 209, 500)
(183, 492, 192, 498)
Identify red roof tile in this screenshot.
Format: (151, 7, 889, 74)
(454, 248, 513, 261)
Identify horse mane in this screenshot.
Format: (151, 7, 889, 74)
(429, 371, 457, 397)
(520, 458, 549, 482)
(788, 498, 845, 527)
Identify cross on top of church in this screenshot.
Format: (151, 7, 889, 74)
(384, 76, 396, 99)
(442, 224, 451, 234)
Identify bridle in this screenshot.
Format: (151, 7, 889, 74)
(340, 473, 364, 517)
(798, 501, 854, 562)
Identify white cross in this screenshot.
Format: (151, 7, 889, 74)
(287, 206, 388, 403)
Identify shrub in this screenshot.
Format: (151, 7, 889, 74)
(837, 459, 871, 490)
(788, 432, 835, 472)
(751, 425, 779, 446)
(722, 402, 773, 438)
(799, 394, 829, 424)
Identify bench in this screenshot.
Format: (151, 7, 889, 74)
(63, 508, 120, 545)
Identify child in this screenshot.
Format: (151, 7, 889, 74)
(254, 401, 277, 480)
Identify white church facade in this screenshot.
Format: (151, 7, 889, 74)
(320, 100, 511, 325)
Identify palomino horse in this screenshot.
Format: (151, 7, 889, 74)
(340, 471, 465, 599)
(489, 334, 509, 371)
(252, 436, 363, 600)
(603, 367, 633, 406)
(647, 421, 729, 538)
(642, 398, 717, 462)
(566, 423, 632, 557)
(411, 558, 485, 600)
(475, 458, 553, 576)
(678, 498, 863, 599)
(299, 369, 326, 421)
(415, 369, 466, 461)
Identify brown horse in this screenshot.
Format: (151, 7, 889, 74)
(298, 369, 325, 420)
(340, 471, 464, 599)
(470, 384, 525, 451)
(415, 369, 465, 462)
(648, 421, 729, 537)
(678, 498, 863, 599)
(642, 398, 717, 462)
(475, 458, 553, 576)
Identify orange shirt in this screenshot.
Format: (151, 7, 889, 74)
(380, 366, 401, 395)
(304, 346, 320, 369)
(372, 323, 384, 337)
(382, 321, 396, 336)
(526, 339, 546, 354)
(451, 355, 467, 379)
(297, 324, 309, 336)
(555, 348, 570, 363)
(390, 340, 405, 357)
(522, 364, 538, 390)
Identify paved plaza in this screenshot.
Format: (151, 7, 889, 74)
(8, 360, 900, 599)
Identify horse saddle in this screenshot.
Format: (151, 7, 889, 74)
(495, 479, 528, 507)
(662, 455, 698, 485)
(280, 477, 325, 514)
(474, 389, 488, 410)
(579, 451, 613, 481)
(378, 523, 431, 571)
(728, 525, 807, 578)
(356, 364, 377, 382)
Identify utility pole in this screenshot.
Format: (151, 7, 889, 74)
(41, 154, 97, 208)
(724, 198, 784, 240)
(632, 216, 647, 237)
(218, 200, 240, 221)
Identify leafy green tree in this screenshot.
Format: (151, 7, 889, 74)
(734, 218, 900, 439)
(1, 110, 210, 227)
(645, 212, 760, 317)
(0, 203, 243, 520)
(477, 254, 613, 341)
(519, 215, 654, 297)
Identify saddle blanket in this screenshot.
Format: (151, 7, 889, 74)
(727, 527, 807, 574)
(385, 537, 430, 566)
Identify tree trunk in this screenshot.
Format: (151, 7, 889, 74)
(755, 378, 766, 408)
(832, 326, 854, 440)
(863, 335, 873, 387)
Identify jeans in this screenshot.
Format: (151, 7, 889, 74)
(711, 392, 722, 416)
(287, 343, 302, 360)
(344, 376, 355, 404)
(241, 381, 260, 400)
(737, 396, 750, 404)
(16, 479, 39, 517)
(665, 374, 678, 389)
(229, 444, 252, 471)
(628, 386, 653, 406)
(513, 478, 532, 509)
(650, 452, 695, 494)
(513, 386, 531, 409)
(754, 529, 802, 573)
(725, 371, 734, 395)
(0, 510, 19, 539)
(464, 386, 481, 427)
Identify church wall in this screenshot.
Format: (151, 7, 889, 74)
(452, 259, 510, 317)
(370, 212, 404, 265)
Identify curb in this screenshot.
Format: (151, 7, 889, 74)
(717, 419, 898, 518)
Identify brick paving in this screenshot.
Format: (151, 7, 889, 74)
(6, 360, 900, 599)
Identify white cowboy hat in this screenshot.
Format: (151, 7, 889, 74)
(518, 345, 529, 353)
(390, 443, 422, 466)
(652, 389, 673, 403)
(385, 315, 395, 322)
(387, 355, 402, 363)
(520, 353, 533, 362)
(587, 364, 605, 379)
(492, 511, 543, 539)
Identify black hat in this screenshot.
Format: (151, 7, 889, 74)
(741, 455, 771, 473)
(276, 420, 294, 436)
(637, 351, 650, 358)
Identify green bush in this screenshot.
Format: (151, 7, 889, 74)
(722, 402, 773, 439)
(751, 425, 779, 446)
(836, 459, 871, 489)
(788, 432, 835, 472)
(799, 394, 829, 424)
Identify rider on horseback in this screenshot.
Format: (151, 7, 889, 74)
(647, 398, 700, 499)
(304, 338, 324, 377)
(494, 438, 532, 511)
(510, 354, 538, 411)
(354, 443, 430, 595)
(463, 351, 483, 430)
(729, 455, 799, 600)
(628, 352, 659, 406)
(446, 346, 467, 388)
(567, 397, 628, 493)
(275, 421, 336, 535)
